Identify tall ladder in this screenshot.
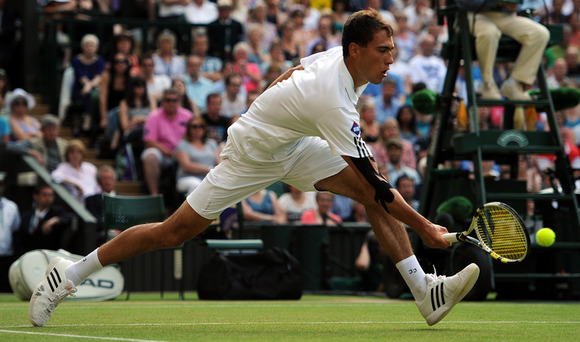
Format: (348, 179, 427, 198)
(418, 3, 580, 298)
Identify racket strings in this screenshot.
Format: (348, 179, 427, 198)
(475, 206, 528, 261)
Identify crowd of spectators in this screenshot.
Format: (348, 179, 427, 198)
(5, 0, 580, 290)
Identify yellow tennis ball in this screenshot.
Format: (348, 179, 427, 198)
(536, 228, 556, 247)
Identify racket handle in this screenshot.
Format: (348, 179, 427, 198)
(442, 232, 460, 243)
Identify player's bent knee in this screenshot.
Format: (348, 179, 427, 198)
(156, 224, 190, 248)
(156, 202, 211, 248)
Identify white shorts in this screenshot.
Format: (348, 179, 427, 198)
(186, 136, 348, 219)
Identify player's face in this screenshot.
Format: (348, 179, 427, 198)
(354, 30, 394, 86)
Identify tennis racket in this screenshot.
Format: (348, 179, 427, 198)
(442, 202, 530, 263)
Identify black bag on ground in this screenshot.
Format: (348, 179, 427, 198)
(197, 247, 302, 300)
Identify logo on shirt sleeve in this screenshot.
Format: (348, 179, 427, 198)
(350, 122, 360, 136)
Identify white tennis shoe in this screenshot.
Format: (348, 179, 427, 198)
(29, 257, 77, 327)
(415, 263, 480, 326)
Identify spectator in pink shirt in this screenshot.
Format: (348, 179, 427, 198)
(142, 88, 193, 195)
(300, 192, 342, 226)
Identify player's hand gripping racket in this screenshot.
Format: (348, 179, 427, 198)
(442, 202, 530, 263)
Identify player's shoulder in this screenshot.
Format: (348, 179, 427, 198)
(300, 47, 343, 68)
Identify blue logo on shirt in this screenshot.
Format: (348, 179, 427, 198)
(350, 122, 360, 136)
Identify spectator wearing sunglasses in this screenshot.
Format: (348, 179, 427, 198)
(175, 117, 220, 195)
(141, 88, 193, 195)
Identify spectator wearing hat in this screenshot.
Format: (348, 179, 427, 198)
(0, 172, 21, 292)
(207, 0, 244, 62)
(7, 88, 41, 142)
(7, 114, 69, 173)
(385, 138, 421, 186)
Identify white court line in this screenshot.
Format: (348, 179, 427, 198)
(0, 329, 165, 342)
(3, 320, 580, 329)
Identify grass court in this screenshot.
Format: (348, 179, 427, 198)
(1, 293, 579, 341)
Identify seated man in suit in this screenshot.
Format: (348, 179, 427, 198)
(14, 184, 74, 256)
(85, 165, 118, 244)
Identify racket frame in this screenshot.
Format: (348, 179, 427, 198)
(443, 202, 530, 263)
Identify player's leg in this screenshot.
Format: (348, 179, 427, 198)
(283, 137, 478, 326)
(314, 166, 479, 326)
(30, 155, 281, 327)
(95, 202, 212, 266)
(29, 202, 213, 327)
(313, 165, 414, 263)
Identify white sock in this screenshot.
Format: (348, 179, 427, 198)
(396, 255, 427, 300)
(65, 249, 103, 286)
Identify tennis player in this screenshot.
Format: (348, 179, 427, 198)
(30, 9, 479, 327)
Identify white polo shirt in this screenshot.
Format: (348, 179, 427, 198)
(224, 47, 371, 164)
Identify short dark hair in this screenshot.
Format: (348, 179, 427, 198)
(225, 73, 242, 86)
(207, 92, 221, 103)
(342, 9, 394, 58)
(140, 53, 153, 64)
(33, 183, 53, 195)
(395, 174, 414, 188)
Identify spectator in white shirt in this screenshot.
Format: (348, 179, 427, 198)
(408, 34, 447, 92)
(184, 0, 218, 24)
(220, 73, 247, 118)
(0, 172, 21, 292)
(51, 139, 101, 202)
(140, 54, 171, 103)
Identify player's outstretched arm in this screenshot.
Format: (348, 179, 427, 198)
(343, 155, 450, 249)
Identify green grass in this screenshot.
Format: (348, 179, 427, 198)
(1, 293, 579, 341)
